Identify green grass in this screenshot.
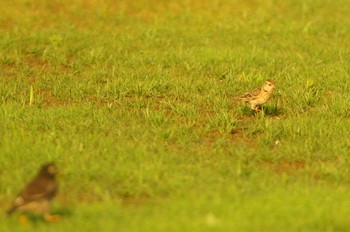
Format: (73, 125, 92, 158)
(1, 0, 350, 231)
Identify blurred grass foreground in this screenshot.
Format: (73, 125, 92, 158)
(2, 0, 350, 231)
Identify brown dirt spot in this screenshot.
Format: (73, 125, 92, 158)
(36, 89, 69, 107)
(229, 127, 257, 147)
(202, 128, 256, 149)
(119, 194, 152, 207)
(262, 160, 306, 175)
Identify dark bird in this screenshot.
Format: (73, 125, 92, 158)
(7, 163, 59, 222)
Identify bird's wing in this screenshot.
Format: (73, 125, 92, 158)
(11, 178, 57, 208)
(236, 87, 261, 101)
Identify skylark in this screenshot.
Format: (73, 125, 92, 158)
(236, 80, 276, 112)
(7, 163, 59, 223)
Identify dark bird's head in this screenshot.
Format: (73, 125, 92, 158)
(38, 163, 58, 179)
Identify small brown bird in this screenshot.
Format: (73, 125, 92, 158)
(236, 80, 276, 112)
(7, 163, 59, 222)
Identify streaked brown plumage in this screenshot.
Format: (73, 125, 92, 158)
(236, 80, 276, 112)
(7, 163, 59, 221)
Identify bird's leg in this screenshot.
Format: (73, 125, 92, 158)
(44, 213, 61, 222)
(19, 214, 28, 225)
(251, 105, 261, 113)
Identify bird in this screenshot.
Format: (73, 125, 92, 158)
(7, 163, 59, 223)
(235, 80, 276, 112)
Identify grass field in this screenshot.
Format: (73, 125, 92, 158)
(1, 0, 350, 231)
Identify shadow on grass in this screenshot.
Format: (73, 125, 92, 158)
(19, 208, 74, 225)
(240, 104, 283, 117)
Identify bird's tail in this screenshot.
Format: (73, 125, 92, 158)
(233, 95, 248, 103)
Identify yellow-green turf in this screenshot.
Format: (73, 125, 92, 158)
(1, 0, 350, 231)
